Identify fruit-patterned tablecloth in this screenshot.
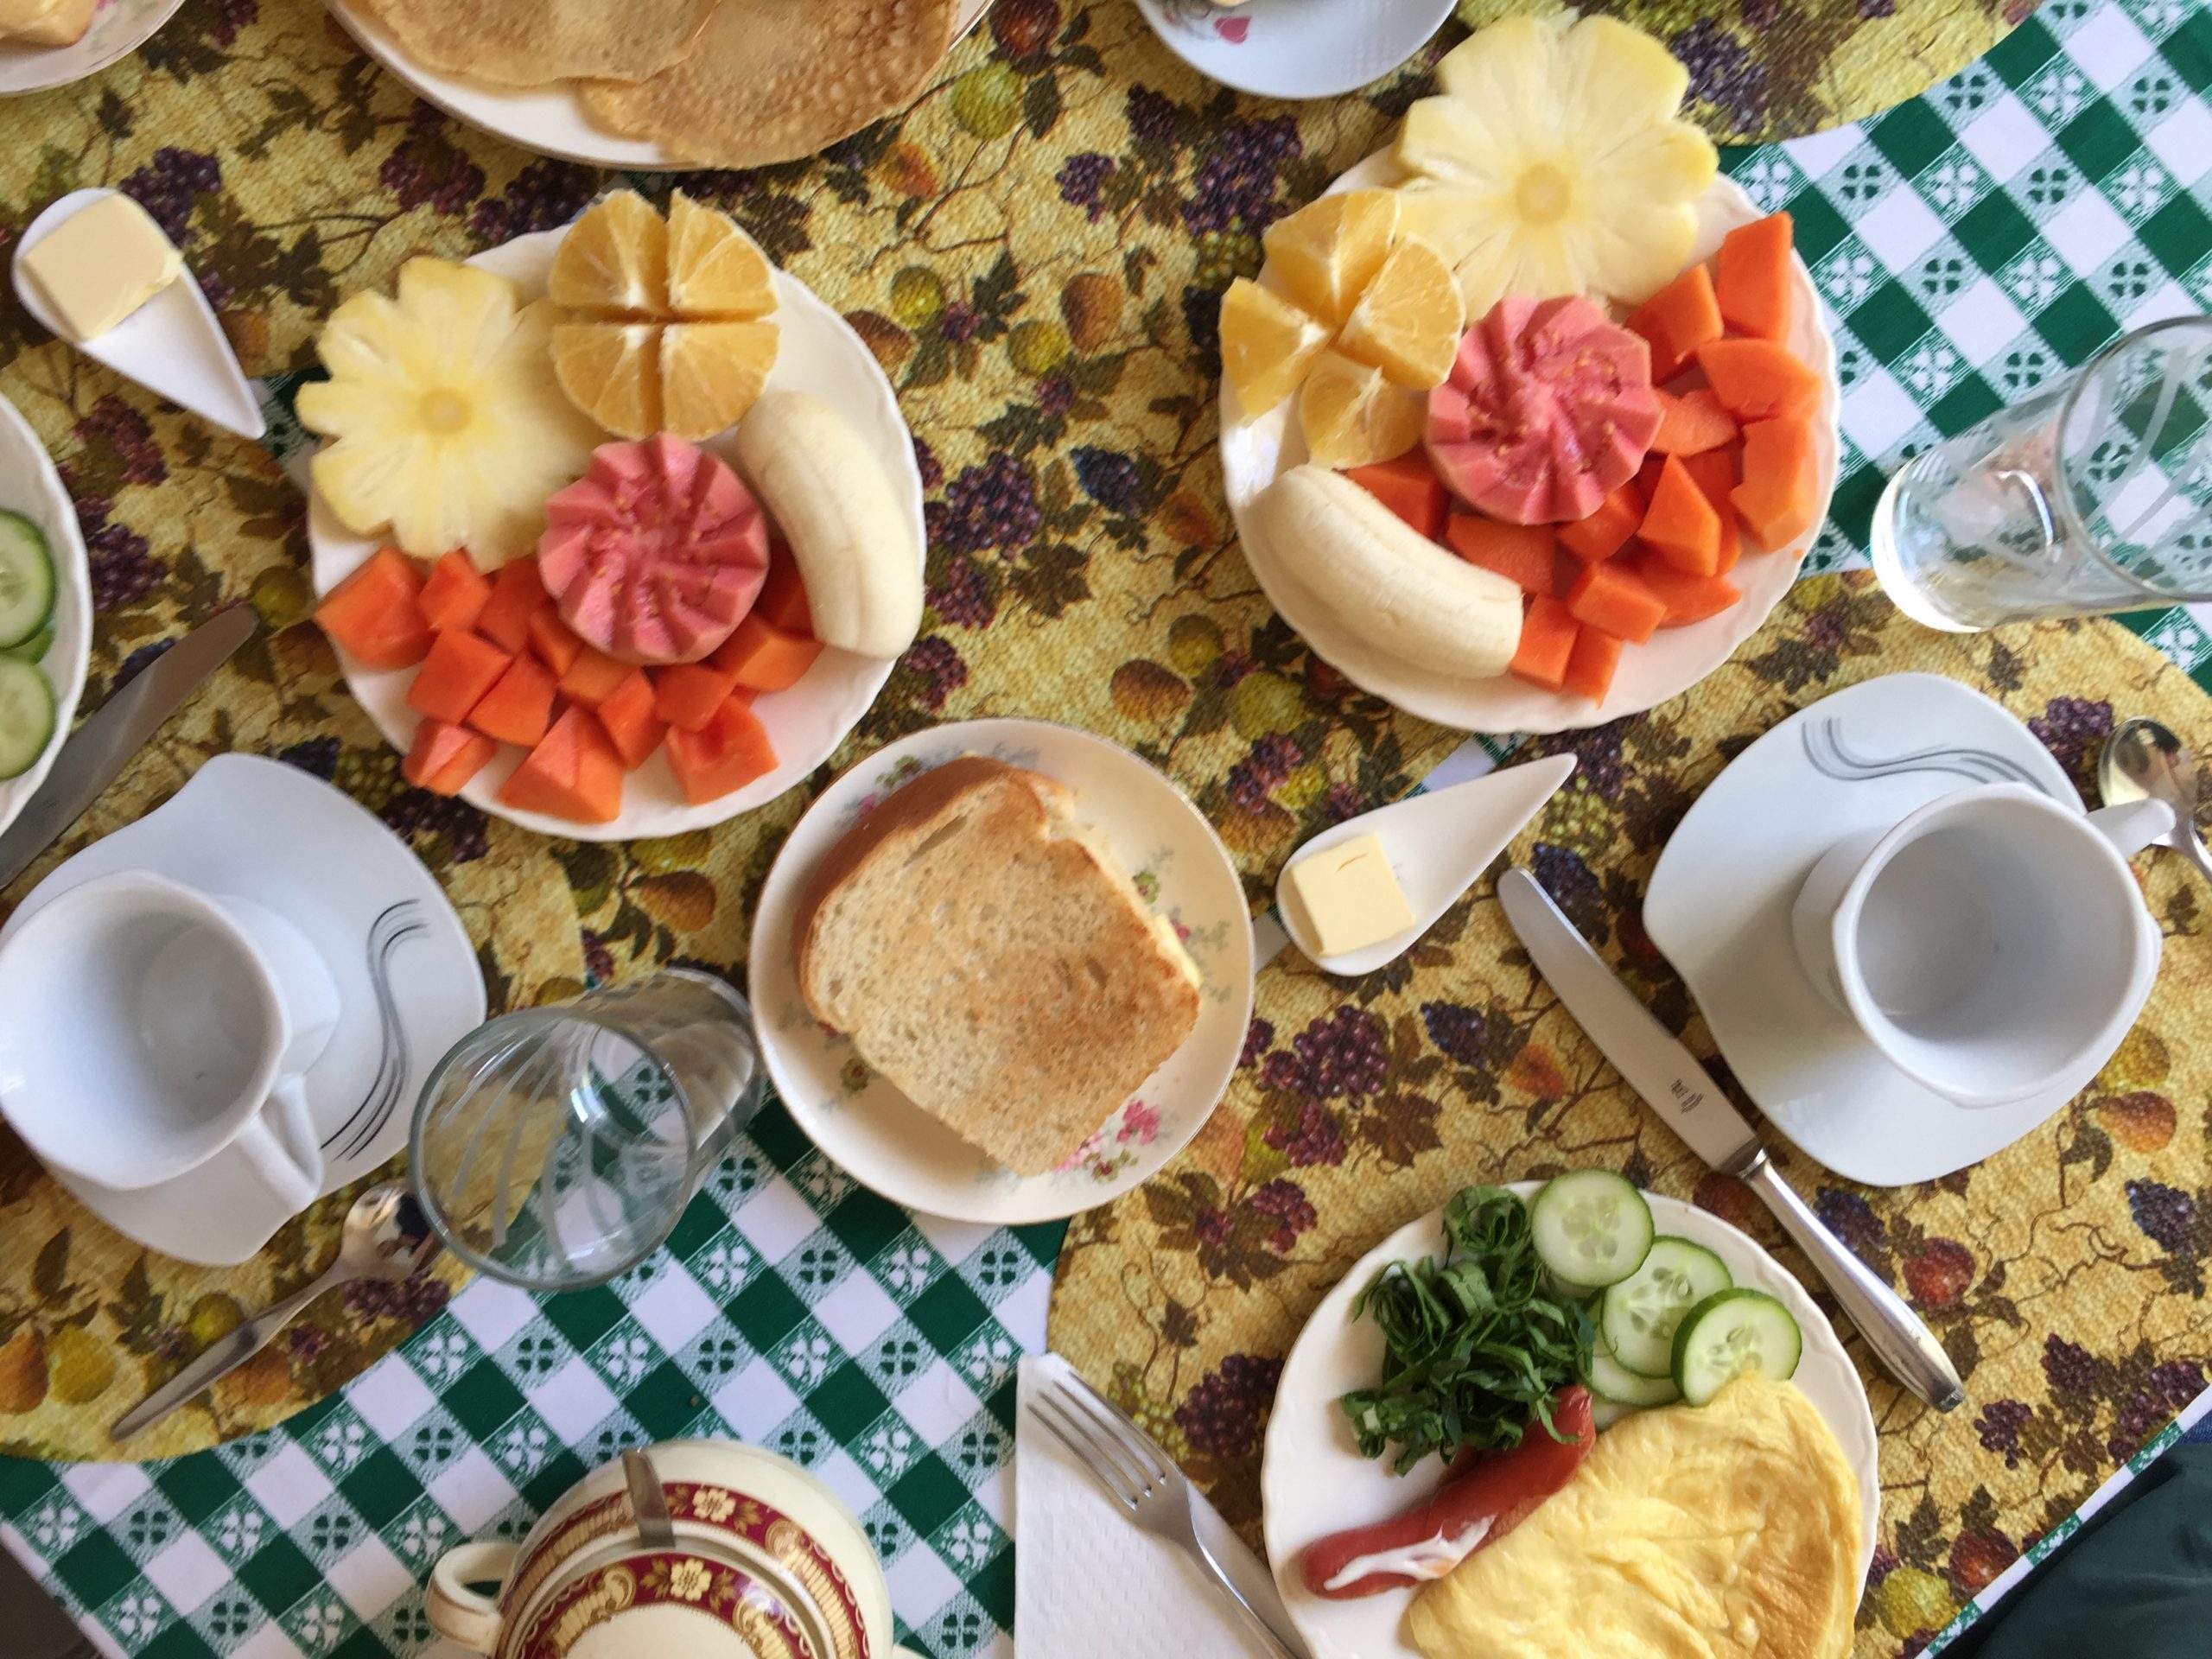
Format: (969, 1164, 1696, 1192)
(0, 0, 2206, 1655)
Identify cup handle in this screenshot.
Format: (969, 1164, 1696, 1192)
(2088, 798, 2176, 858)
(234, 1077, 323, 1214)
(427, 1541, 520, 1652)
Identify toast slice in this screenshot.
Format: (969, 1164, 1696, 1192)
(791, 755, 1202, 1175)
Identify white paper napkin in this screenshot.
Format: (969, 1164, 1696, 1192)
(1015, 1353, 1309, 1657)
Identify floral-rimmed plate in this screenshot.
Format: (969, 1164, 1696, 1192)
(306, 226, 925, 844)
(1133, 0, 1453, 101)
(1221, 153, 1840, 736)
(0, 389, 91, 844)
(749, 717, 1255, 1225)
(1260, 1181, 1879, 1659)
(324, 0, 991, 171)
(0, 0, 185, 96)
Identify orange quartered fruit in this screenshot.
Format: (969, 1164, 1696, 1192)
(1566, 560, 1667, 645)
(1715, 212, 1795, 342)
(1509, 594, 1579, 691)
(1732, 416, 1821, 550)
(1445, 515, 1560, 594)
(402, 718, 498, 797)
(417, 550, 493, 634)
(1556, 481, 1643, 564)
(315, 548, 431, 669)
(407, 629, 512, 725)
(499, 707, 625, 824)
(754, 550, 813, 636)
(527, 609, 586, 675)
(1562, 626, 1623, 702)
(1649, 387, 1739, 455)
(1696, 338, 1821, 422)
(475, 556, 554, 654)
(712, 613, 823, 691)
(1640, 456, 1726, 577)
(652, 661, 741, 732)
(1624, 263, 1723, 382)
(1344, 452, 1449, 541)
(467, 652, 559, 748)
(665, 696, 779, 805)
(557, 642, 632, 706)
(1632, 550, 1742, 626)
(594, 669, 667, 769)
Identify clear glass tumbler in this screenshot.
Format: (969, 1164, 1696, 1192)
(410, 969, 764, 1290)
(1871, 315, 2212, 631)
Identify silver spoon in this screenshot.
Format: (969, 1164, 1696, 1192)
(622, 1448, 677, 1548)
(111, 1182, 441, 1440)
(2098, 716, 2212, 885)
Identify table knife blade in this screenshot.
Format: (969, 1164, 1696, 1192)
(0, 606, 257, 892)
(1496, 868, 1965, 1412)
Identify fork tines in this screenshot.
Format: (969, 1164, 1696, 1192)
(1027, 1365, 1175, 1510)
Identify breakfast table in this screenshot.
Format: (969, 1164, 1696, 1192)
(0, 1, 2207, 1656)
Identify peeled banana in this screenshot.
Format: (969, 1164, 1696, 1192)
(1254, 466, 1522, 679)
(734, 391, 922, 659)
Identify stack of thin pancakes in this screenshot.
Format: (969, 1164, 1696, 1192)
(353, 0, 959, 168)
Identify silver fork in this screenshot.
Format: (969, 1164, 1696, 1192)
(1027, 1364, 1300, 1659)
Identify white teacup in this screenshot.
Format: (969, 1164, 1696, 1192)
(0, 869, 340, 1210)
(1790, 784, 2169, 1109)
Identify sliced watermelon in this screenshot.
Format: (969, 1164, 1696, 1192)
(1427, 296, 1662, 525)
(539, 434, 771, 667)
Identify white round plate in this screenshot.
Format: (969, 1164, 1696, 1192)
(326, 0, 990, 170)
(0, 389, 90, 842)
(1133, 0, 1452, 100)
(1261, 1182, 1879, 1659)
(0, 754, 485, 1265)
(1222, 156, 1841, 736)
(749, 717, 1255, 1224)
(308, 227, 925, 844)
(0, 0, 184, 96)
(1644, 672, 2088, 1188)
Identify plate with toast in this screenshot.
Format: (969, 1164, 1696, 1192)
(749, 718, 1255, 1224)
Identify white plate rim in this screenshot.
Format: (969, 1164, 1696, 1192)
(1131, 0, 1455, 102)
(1221, 155, 1841, 736)
(748, 715, 1256, 1225)
(324, 0, 990, 171)
(0, 389, 92, 840)
(0, 0, 187, 96)
(1643, 671, 2097, 1186)
(1260, 1181, 1880, 1659)
(306, 225, 925, 844)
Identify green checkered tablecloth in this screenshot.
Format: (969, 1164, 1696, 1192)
(3, 2, 2211, 1656)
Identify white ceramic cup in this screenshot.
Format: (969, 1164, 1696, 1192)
(1790, 784, 2170, 1108)
(0, 869, 339, 1210)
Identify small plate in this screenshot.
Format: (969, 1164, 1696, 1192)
(0, 754, 486, 1264)
(1220, 156, 1840, 736)
(1260, 1182, 1879, 1659)
(749, 718, 1255, 1225)
(1644, 673, 2084, 1187)
(0, 0, 184, 96)
(0, 388, 91, 844)
(324, 0, 991, 170)
(1133, 0, 1453, 100)
(307, 227, 925, 843)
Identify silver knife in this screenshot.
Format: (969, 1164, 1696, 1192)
(1497, 868, 1965, 1412)
(0, 605, 257, 891)
(0, 1541, 96, 1659)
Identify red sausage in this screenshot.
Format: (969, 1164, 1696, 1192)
(1298, 1387, 1596, 1599)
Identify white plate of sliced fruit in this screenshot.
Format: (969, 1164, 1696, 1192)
(306, 190, 925, 842)
(1220, 14, 1840, 736)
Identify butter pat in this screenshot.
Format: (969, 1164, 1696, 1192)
(1287, 831, 1414, 957)
(21, 195, 182, 343)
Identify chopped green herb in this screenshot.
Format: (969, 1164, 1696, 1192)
(1338, 1185, 1593, 1474)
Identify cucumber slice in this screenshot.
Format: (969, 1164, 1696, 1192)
(1590, 1396, 1639, 1430)
(0, 657, 56, 780)
(2, 620, 54, 664)
(1529, 1169, 1653, 1290)
(1670, 1288, 1803, 1406)
(0, 510, 54, 652)
(1599, 1237, 1732, 1376)
(1583, 1336, 1681, 1407)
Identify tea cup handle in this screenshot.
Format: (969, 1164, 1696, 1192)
(427, 1541, 520, 1652)
(234, 1077, 323, 1214)
(2088, 798, 2176, 859)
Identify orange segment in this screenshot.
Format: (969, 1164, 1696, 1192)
(659, 321, 779, 441)
(667, 190, 776, 319)
(552, 321, 662, 439)
(1260, 188, 1398, 328)
(1335, 237, 1464, 390)
(548, 189, 667, 316)
(1297, 351, 1426, 468)
(1220, 278, 1332, 419)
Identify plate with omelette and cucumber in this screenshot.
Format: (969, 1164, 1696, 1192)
(0, 387, 91, 836)
(1265, 1173, 1878, 1659)
(1218, 13, 1840, 736)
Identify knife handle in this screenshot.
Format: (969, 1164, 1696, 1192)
(1739, 1152, 1966, 1412)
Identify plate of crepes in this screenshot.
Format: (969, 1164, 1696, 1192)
(307, 188, 925, 841)
(0, 0, 184, 95)
(325, 0, 990, 171)
(1220, 14, 1840, 735)
(749, 718, 1255, 1225)
(0, 389, 91, 835)
(1264, 1173, 1878, 1659)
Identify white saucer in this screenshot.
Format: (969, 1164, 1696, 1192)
(0, 753, 485, 1264)
(1643, 674, 2086, 1187)
(1133, 0, 1453, 100)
